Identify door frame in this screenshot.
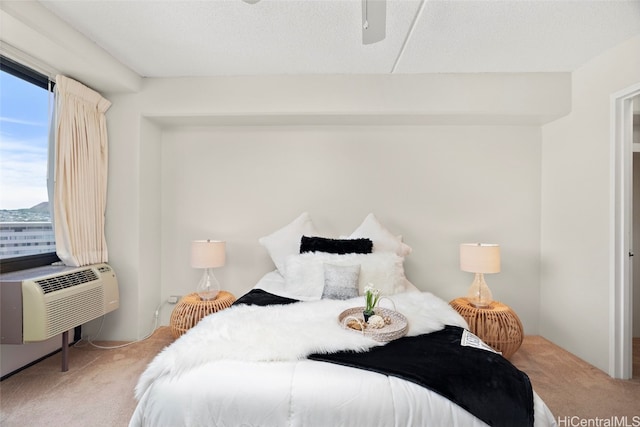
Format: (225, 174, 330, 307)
(610, 82, 640, 379)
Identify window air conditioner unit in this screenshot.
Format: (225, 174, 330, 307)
(1, 263, 119, 344)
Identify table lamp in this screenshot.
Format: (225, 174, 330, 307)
(191, 239, 226, 301)
(460, 243, 500, 308)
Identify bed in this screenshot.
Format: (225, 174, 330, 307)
(130, 213, 557, 427)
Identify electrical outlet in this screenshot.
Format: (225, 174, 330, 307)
(168, 295, 181, 304)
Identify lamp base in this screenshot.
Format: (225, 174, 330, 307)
(465, 272, 493, 308)
(196, 268, 221, 301)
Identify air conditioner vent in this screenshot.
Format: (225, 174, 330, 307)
(35, 269, 99, 294)
(1, 262, 119, 344)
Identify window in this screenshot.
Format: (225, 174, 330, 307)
(0, 56, 58, 271)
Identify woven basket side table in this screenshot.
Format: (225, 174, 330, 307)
(449, 297, 523, 359)
(170, 291, 236, 338)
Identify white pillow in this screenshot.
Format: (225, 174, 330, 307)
(284, 252, 408, 301)
(349, 213, 412, 257)
(258, 212, 317, 274)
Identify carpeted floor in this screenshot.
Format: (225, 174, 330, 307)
(0, 327, 172, 427)
(1, 328, 639, 426)
(510, 336, 640, 421)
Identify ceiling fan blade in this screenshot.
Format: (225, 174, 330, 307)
(362, 0, 386, 45)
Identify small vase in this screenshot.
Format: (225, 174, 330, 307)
(363, 309, 374, 322)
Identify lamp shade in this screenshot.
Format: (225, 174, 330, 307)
(460, 243, 500, 274)
(191, 240, 226, 269)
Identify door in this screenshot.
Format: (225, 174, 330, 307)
(633, 107, 640, 378)
(611, 84, 640, 379)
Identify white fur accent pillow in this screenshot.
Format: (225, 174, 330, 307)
(284, 252, 408, 301)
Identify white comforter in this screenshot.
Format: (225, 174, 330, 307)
(130, 291, 557, 427)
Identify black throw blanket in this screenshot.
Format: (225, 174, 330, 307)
(232, 288, 299, 307)
(234, 290, 534, 427)
(310, 325, 534, 427)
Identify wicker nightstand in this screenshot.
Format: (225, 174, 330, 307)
(449, 297, 523, 359)
(170, 291, 236, 338)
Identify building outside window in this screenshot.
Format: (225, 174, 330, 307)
(0, 56, 56, 263)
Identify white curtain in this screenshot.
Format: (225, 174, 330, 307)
(51, 75, 111, 267)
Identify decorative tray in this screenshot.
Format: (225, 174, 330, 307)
(338, 307, 408, 342)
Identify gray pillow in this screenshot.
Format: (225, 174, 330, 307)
(321, 263, 360, 300)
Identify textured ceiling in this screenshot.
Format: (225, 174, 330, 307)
(40, 0, 640, 78)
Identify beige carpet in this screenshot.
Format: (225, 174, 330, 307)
(0, 328, 172, 427)
(1, 328, 639, 426)
(510, 336, 640, 421)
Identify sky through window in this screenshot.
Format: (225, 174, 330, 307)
(0, 69, 50, 210)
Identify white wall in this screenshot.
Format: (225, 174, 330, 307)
(540, 35, 640, 373)
(99, 72, 566, 341)
(159, 125, 542, 331)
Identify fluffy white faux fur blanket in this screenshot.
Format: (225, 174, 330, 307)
(135, 291, 468, 400)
